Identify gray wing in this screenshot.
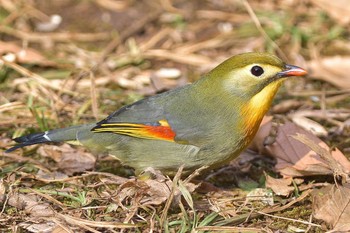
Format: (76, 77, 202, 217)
(95, 92, 171, 125)
(92, 84, 212, 147)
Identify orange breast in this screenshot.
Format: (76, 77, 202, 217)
(240, 80, 283, 144)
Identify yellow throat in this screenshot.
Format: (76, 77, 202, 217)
(241, 79, 284, 141)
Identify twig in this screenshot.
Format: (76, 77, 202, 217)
(50, 217, 75, 233)
(97, 7, 163, 65)
(89, 71, 99, 120)
(1, 58, 75, 96)
(144, 49, 211, 66)
(139, 28, 173, 51)
(94, 0, 129, 11)
(184, 165, 208, 184)
(160, 165, 184, 228)
(262, 189, 312, 213)
(256, 211, 320, 227)
(0, 26, 110, 42)
(305, 214, 314, 233)
(57, 213, 136, 228)
(289, 89, 350, 96)
(58, 214, 102, 233)
(0, 102, 25, 113)
(0, 180, 11, 215)
(216, 189, 313, 226)
(242, 0, 287, 61)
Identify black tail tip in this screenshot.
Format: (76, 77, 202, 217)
(5, 145, 24, 153)
(5, 132, 49, 153)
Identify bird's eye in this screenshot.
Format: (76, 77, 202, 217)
(251, 65, 264, 77)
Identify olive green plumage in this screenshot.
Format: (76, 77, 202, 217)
(6, 52, 307, 175)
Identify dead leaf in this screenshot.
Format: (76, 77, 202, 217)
(265, 174, 295, 196)
(19, 222, 57, 233)
(307, 56, 350, 89)
(37, 144, 96, 175)
(312, 184, 350, 231)
(8, 193, 55, 217)
(249, 116, 274, 154)
(194, 181, 221, 193)
(310, 0, 350, 25)
(250, 118, 350, 177)
(116, 168, 197, 206)
(0, 41, 55, 66)
(293, 133, 349, 182)
(35, 170, 69, 181)
(143, 179, 173, 205)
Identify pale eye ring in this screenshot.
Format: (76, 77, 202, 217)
(251, 65, 264, 77)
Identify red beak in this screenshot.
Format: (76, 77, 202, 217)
(278, 64, 307, 77)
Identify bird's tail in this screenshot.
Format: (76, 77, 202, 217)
(5, 124, 95, 153)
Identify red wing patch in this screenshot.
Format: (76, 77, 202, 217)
(91, 119, 176, 142)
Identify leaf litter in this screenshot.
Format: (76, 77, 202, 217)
(0, 0, 350, 232)
(312, 184, 350, 231)
(251, 118, 350, 178)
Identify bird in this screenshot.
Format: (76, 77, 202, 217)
(6, 52, 307, 175)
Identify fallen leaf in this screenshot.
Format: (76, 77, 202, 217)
(307, 56, 350, 89)
(250, 118, 350, 177)
(35, 170, 69, 181)
(37, 144, 96, 175)
(312, 184, 350, 231)
(19, 222, 57, 233)
(249, 116, 274, 154)
(265, 174, 295, 196)
(293, 133, 349, 182)
(117, 168, 197, 206)
(8, 193, 55, 217)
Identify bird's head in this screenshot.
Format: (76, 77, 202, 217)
(199, 52, 307, 142)
(206, 52, 307, 98)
